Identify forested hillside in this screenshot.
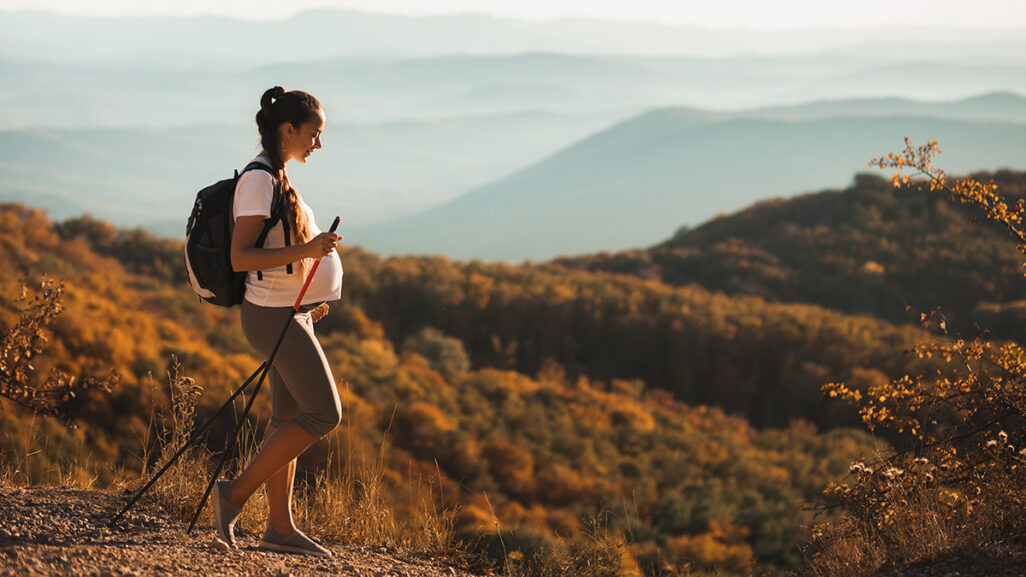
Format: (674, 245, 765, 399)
(0, 203, 917, 575)
(557, 170, 1026, 342)
(331, 247, 936, 430)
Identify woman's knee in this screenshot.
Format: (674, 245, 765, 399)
(298, 399, 341, 438)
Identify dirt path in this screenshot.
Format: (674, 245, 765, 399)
(871, 558, 1026, 577)
(0, 485, 486, 577)
(865, 545, 1026, 577)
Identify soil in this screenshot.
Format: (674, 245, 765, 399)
(869, 551, 1026, 577)
(0, 484, 488, 577)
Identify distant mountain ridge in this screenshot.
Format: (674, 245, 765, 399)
(7, 51, 1026, 130)
(353, 95, 1026, 261)
(0, 110, 622, 234)
(5, 92, 1026, 248)
(735, 91, 1026, 123)
(4, 8, 1026, 66)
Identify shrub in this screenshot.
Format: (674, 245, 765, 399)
(402, 326, 471, 380)
(805, 139, 1026, 576)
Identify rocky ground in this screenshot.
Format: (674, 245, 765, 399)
(867, 545, 1026, 577)
(0, 485, 487, 577)
(872, 557, 1026, 577)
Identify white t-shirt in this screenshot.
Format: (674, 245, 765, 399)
(232, 156, 343, 307)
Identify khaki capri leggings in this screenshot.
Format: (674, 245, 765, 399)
(241, 299, 342, 438)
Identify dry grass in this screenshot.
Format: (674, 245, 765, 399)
(802, 466, 1001, 577)
(477, 492, 641, 577)
(129, 360, 467, 561)
(291, 402, 461, 555)
(0, 406, 103, 489)
(133, 357, 212, 522)
(5, 356, 637, 576)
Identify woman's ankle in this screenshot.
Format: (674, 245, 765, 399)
(227, 481, 246, 509)
(268, 520, 297, 536)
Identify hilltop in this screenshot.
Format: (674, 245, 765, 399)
(557, 170, 1026, 340)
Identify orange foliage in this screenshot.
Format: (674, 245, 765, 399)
(665, 521, 755, 574)
(482, 438, 535, 497)
(534, 463, 601, 507)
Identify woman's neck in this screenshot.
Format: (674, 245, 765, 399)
(259, 150, 289, 168)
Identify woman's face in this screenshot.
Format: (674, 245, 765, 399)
(282, 108, 325, 164)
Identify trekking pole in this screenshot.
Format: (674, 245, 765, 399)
(186, 216, 341, 534)
(107, 361, 267, 528)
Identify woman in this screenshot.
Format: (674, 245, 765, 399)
(211, 86, 343, 557)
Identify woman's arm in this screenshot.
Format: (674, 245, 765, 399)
(230, 215, 340, 272)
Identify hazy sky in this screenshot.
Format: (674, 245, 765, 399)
(1, 0, 1024, 28)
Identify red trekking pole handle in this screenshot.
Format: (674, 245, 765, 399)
(292, 216, 341, 310)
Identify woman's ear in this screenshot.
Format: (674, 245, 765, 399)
(280, 122, 296, 143)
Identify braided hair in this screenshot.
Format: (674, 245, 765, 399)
(255, 86, 322, 275)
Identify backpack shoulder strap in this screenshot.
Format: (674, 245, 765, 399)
(244, 162, 295, 279)
(241, 161, 274, 177)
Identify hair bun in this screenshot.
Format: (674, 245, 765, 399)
(260, 86, 287, 114)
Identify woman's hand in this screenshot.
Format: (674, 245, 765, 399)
(311, 302, 330, 323)
(304, 232, 341, 259)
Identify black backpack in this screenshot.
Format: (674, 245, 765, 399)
(184, 161, 295, 307)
